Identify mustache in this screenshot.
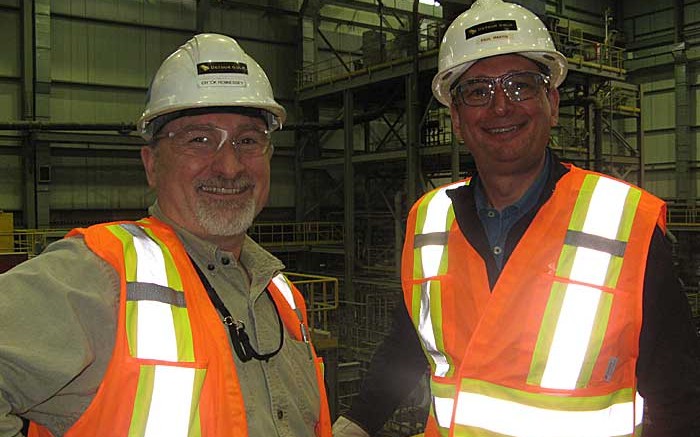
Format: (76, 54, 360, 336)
(196, 176, 254, 190)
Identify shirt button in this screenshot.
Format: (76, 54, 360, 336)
(277, 409, 284, 420)
(207, 264, 215, 271)
(221, 257, 230, 265)
(493, 246, 502, 255)
(487, 211, 496, 218)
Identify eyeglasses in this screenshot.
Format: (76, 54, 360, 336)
(450, 71, 550, 107)
(155, 125, 272, 158)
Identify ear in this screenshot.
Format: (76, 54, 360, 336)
(141, 146, 158, 188)
(547, 87, 560, 127)
(449, 104, 464, 142)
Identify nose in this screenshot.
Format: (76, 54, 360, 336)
(490, 84, 511, 115)
(210, 141, 246, 176)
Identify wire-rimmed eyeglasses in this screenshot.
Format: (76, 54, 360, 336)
(155, 124, 272, 158)
(450, 71, 551, 107)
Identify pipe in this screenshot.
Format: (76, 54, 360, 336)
(0, 121, 135, 133)
(0, 107, 392, 134)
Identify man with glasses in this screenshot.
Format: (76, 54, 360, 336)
(0, 34, 331, 437)
(333, 1, 699, 436)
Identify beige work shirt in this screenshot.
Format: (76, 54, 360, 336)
(0, 204, 321, 436)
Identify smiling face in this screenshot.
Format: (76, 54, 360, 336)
(141, 112, 271, 239)
(450, 54, 560, 178)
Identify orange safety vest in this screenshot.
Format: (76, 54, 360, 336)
(29, 217, 331, 437)
(402, 165, 665, 437)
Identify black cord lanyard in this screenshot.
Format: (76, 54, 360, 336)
(190, 257, 284, 363)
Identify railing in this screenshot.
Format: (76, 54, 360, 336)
(667, 205, 700, 228)
(250, 221, 344, 247)
(0, 222, 345, 256)
(360, 245, 396, 270)
(296, 21, 444, 90)
(686, 292, 699, 319)
(336, 288, 402, 356)
(0, 227, 341, 329)
(551, 29, 625, 73)
(0, 228, 71, 255)
(296, 20, 627, 91)
(286, 272, 340, 333)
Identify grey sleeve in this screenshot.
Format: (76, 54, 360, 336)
(0, 237, 119, 436)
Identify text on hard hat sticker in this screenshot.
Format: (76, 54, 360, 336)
(198, 77, 247, 87)
(197, 62, 249, 75)
(465, 20, 517, 40)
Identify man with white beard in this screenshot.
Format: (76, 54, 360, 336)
(0, 34, 332, 437)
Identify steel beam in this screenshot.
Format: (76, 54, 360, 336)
(673, 46, 693, 204)
(343, 89, 355, 301)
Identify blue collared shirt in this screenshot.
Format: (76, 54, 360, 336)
(473, 150, 551, 271)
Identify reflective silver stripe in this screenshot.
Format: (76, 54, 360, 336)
(121, 224, 169, 287)
(433, 395, 455, 429)
(419, 182, 464, 278)
(416, 181, 465, 379)
(127, 282, 186, 308)
(453, 390, 644, 437)
(580, 177, 630, 240)
(541, 177, 631, 389)
(541, 282, 602, 390)
(419, 280, 450, 377)
(564, 230, 626, 257)
(143, 365, 195, 437)
(271, 273, 307, 326)
(120, 224, 178, 361)
(271, 274, 296, 309)
(414, 231, 449, 248)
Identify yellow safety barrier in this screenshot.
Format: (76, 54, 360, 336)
(0, 212, 13, 252)
(667, 205, 700, 228)
(0, 226, 342, 346)
(0, 221, 344, 256)
(295, 22, 444, 90)
(687, 293, 699, 318)
(249, 221, 344, 246)
(0, 228, 71, 256)
(286, 272, 339, 334)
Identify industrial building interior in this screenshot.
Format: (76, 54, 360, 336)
(1, 0, 699, 435)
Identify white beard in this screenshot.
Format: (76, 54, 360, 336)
(194, 196, 257, 236)
(193, 176, 258, 236)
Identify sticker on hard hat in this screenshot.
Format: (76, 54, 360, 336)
(465, 20, 517, 40)
(198, 77, 247, 87)
(197, 62, 248, 75)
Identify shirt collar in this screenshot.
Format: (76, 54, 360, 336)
(474, 148, 552, 216)
(147, 201, 284, 276)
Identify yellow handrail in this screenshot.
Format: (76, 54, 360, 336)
(686, 293, 699, 318)
(0, 221, 345, 256)
(667, 205, 700, 227)
(285, 272, 340, 333)
(0, 229, 71, 255)
(0, 228, 341, 333)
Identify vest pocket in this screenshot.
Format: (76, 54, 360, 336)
(282, 336, 321, 429)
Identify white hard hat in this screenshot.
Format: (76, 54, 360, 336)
(432, 0, 568, 107)
(138, 33, 287, 140)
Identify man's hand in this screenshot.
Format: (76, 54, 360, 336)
(332, 416, 370, 437)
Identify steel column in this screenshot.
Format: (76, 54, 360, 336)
(451, 122, 460, 181)
(673, 46, 692, 204)
(343, 89, 355, 301)
(406, 0, 421, 204)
